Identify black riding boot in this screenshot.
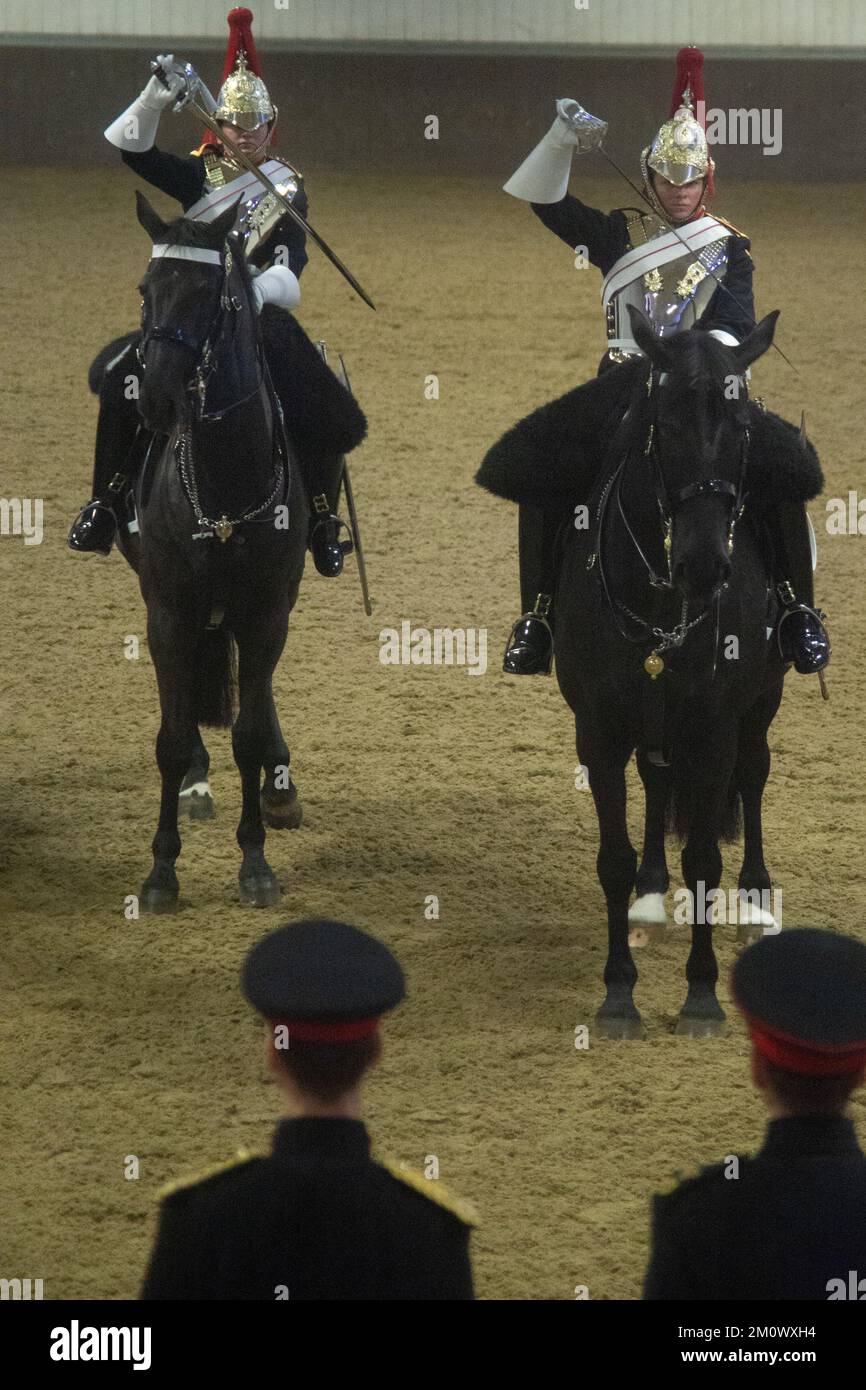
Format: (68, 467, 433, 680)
(68, 392, 141, 555)
(301, 449, 354, 578)
(503, 504, 559, 675)
(770, 501, 830, 674)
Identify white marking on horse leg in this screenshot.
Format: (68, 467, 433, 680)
(738, 900, 780, 932)
(179, 780, 211, 799)
(628, 892, 667, 925)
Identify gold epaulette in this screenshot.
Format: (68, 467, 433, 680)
(158, 1147, 259, 1200)
(274, 155, 303, 182)
(620, 208, 653, 248)
(376, 1153, 479, 1227)
(712, 213, 750, 242)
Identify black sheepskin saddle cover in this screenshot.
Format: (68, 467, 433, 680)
(476, 361, 823, 515)
(89, 307, 367, 459)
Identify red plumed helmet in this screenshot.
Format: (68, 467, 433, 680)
(199, 8, 275, 150)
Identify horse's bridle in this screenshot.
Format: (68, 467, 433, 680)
(136, 238, 286, 543)
(592, 366, 750, 661)
(137, 241, 259, 421)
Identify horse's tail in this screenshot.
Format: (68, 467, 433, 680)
(665, 747, 742, 844)
(193, 626, 237, 728)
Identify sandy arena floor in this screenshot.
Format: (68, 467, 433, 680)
(2, 166, 865, 1299)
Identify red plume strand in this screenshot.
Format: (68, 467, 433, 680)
(668, 45, 714, 199)
(198, 7, 266, 151)
(669, 45, 706, 119)
(223, 7, 263, 80)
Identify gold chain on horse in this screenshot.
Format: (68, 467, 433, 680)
(176, 428, 284, 543)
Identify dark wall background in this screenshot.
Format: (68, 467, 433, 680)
(3, 46, 864, 181)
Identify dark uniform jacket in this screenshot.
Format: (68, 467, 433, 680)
(141, 1118, 475, 1300)
(643, 1116, 866, 1300)
(122, 145, 308, 278)
(532, 194, 755, 346)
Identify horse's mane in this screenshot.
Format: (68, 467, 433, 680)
(656, 330, 746, 405)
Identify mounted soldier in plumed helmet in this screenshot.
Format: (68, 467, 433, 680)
(482, 47, 829, 681)
(69, 5, 364, 580)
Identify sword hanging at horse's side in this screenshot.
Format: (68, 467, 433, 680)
(314, 340, 374, 617)
(151, 59, 376, 312)
(336, 355, 373, 617)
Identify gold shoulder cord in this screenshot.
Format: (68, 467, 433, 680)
(158, 1147, 259, 1199)
(375, 1152, 480, 1226)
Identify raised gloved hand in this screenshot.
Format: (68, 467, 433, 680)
(553, 98, 608, 152)
(504, 97, 608, 203)
(140, 55, 187, 110)
(104, 52, 187, 151)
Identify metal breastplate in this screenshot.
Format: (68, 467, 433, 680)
(606, 219, 730, 361)
(203, 153, 300, 259)
(235, 174, 299, 259)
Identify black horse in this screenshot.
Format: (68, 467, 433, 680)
(479, 305, 823, 1038)
(112, 191, 309, 912)
(558, 307, 802, 1037)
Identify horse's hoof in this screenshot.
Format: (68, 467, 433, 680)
(736, 921, 766, 947)
(179, 785, 215, 821)
(261, 792, 303, 830)
(736, 904, 779, 945)
(675, 1013, 727, 1039)
(595, 1012, 646, 1041)
(140, 885, 180, 914)
(239, 874, 282, 907)
(177, 783, 215, 822)
(629, 920, 666, 949)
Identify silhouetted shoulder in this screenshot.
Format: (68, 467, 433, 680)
(158, 1149, 268, 1203)
(375, 1154, 479, 1228)
(653, 1155, 753, 1209)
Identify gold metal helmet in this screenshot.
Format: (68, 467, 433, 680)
(645, 85, 709, 186)
(214, 51, 276, 131)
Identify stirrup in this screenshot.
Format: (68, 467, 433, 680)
(67, 498, 118, 555)
(309, 512, 353, 577)
(776, 591, 830, 676)
(503, 595, 554, 676)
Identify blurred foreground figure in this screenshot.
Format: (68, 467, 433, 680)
(141, 920, 476, 1300)
(644, 928, 866, 1299)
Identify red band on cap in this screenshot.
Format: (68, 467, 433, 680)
(274, 1017, 380, 1043)
(749, 1020, 866, 1077)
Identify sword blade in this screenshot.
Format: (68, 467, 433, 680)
(337, 355, 374, 617)
(314, 343, 374, 615)
(185, 94, 376, 311)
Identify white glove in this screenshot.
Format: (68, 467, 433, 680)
(104, 54, 186, 152)
(140, 55, 187, 110)
(504, 98, 608, 203)
(252, 265, 301, 313)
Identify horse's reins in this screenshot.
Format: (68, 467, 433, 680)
(591, 366, 749, 681)
(138, 239, 286, 543)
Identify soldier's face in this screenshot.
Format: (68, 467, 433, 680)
(219, 120, 272, 162)
(652, 173, 705, 222)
